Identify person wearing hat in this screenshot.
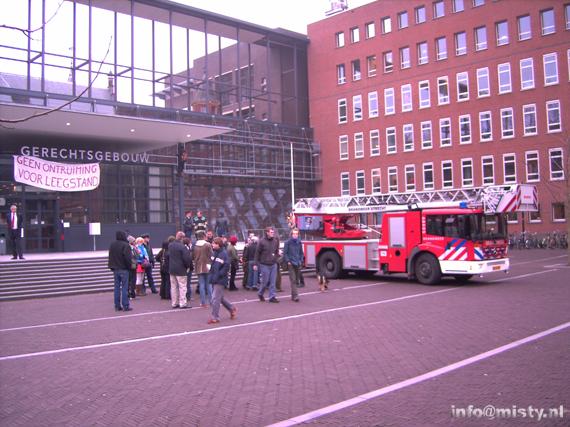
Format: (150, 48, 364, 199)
(227, 235, 239, 291)
(141, 233, 158, 294)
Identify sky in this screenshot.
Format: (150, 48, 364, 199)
(172, 0, 376, 34)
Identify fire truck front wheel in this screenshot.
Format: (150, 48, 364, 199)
(415, 253, 442, 285)
(318, 251, 343, 279)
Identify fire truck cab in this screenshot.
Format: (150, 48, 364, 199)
(295, 184, 537, 285)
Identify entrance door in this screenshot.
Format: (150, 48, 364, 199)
(24, 197, 58, 252)
(387, 216, 407, 272)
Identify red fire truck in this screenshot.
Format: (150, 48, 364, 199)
(294, 184, 538, 285)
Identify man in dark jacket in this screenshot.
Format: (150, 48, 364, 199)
(208, 237, 237, 324)
(283, 228, 304, 302)
(183, 211, 194, 238)
(244, 235, 259, 290)
(214, 211, 229, 237)
(141, 233, 158, 294)
(254, 227, 280, 303)
(168, 231, 193, 309)
(108, 230, 133, 312)
(7, 204, 24, 260)
(193, 211, 208, 239)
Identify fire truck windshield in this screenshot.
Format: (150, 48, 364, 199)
(426, 213, 507, 241)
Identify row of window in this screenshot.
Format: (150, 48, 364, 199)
(338, 52, 567, 122)
(338, 100, 562, 160)
(335, 3, 569, 48)
(339, 149, 565, 199)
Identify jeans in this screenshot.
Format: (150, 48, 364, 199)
(258, 263, 277, 300)
(288, 264, 301, 299)
(142, 265, 157, 293)
(198, 273, 212, 305)
(186, 271, 193, 299)
(211, 284, 234, 321)
(113, 269, 130, 309)
(247, 261, 259, 289)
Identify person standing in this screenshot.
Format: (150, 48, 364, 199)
(135, 237, 149, 296)
(183, 211, 194, 238)
(283, 228, 304, 302)
(127, 235, 139, 299)
(183, 236, 194, 300)
(8, 204, 24, 260)
(208, 237, 237, 324)
(155, 239, 172, 300)
(245, 235, 259, 290)
(254, 227, 280, 303)
(168, 231, 193, 309)
(141, 233, 158, 294)
(193, 230, 213, 308)
(107, 230, 133, 312)
(214, 211, 229, 237)
(227, 235, 239, 291)
(193, 210, 208, 239)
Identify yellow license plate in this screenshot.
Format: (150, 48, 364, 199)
(493, 265, 502, 271)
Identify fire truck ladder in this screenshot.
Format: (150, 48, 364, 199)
(294, 184, 538, 215)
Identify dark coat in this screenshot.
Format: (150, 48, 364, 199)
(108, 231, 133, 271)
(143, 242, 155, 264)
(208, 247, 230, 287)
(255, 236, 280, 266)
(283, 237, 304, 266)
(243, 241, 257, 263)
(183, 216, 194, 235)
(7, 212, 23, 231)
(168, 240, 192, 276)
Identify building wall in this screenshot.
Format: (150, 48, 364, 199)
(308, 0, 569, 233)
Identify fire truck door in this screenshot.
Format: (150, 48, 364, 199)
(387, 216, 408, 272)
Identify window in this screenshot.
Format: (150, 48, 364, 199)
(518, 15, 531, 40)
(552, 203, 566, 222)
(405, 165, 416, 191)
(479, 111, 492, 141)
(503, 153, 517, 183)
(475, 26, 487, 50)
(351, 59, 361, 81)
(520, 58, 534, 90)
(457, 71, 469, 101)
(401, 84, 412, 112)
(442, 161, 453, 188)
(482, 156, 494, 185)
(339, 135, 349, 160)
(353, 95, 363, 121)
(433, 1, 445, 18)
(436, 37, 447, 60)
(529, 207, 541, 223)
(440, 118, 452, 147)
(388, 167, 398, 192)
(384, 88, 395, 115)
(367, 55, 377, 77)
(335, 31, 345, 47)
(338, 98, 347, 123)
(437, 76, 449, 104)
(455, 31, 467, 55)
(566, 4, 570, 30)
(523, 104, 537, 135)
(350, 27, 360, 43)
(368, 91, 379, 117)
(354, 132, 364, 158)
(383, 51, 393, 73)
(365, 21, 376, 38)
(476, 67, 490, 97)
(525, 151, 539, 182)
(549, 148, 564, 180)
(541, 9, 555, 35)
(371, 168, 381, 194)
(403, 124, 414, 152)
(415, 6, 426, 24)
(386, 127, 397, 154)
(543, 53, 559, 85)
(459, 115, 471, 144)
(381, 17, 392, 34)
(356, 170, 365, 194)
(337, 64, 346, 84)
(546, 100, 561, 132)
(341, 172, 350, 195)
(461, 158, 474, 187)
(370, 130, 380, 156)
(498, 63, 512, 93)
(417, 41, 428, 64)
(500, 107, 514, 138)
(400, 46, 411, 69)
(453, 0, 464, 13)
(496, 21, 509, 45)
(419, 80, 430, 108)
(398, 11, 409, 29)
(423, 163, 435, 190)
(421, 121, 433, 149)
(473, 0, 485, 7)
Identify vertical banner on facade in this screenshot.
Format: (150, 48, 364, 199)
(13, 155, 100, 192)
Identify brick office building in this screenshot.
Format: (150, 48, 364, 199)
(308, 0, 569, 233)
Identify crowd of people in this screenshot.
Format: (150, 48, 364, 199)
(107, 211, 313, 324)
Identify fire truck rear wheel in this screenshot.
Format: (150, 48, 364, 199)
(318, 251, 342, 279)
(415, 253, 441, 285)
